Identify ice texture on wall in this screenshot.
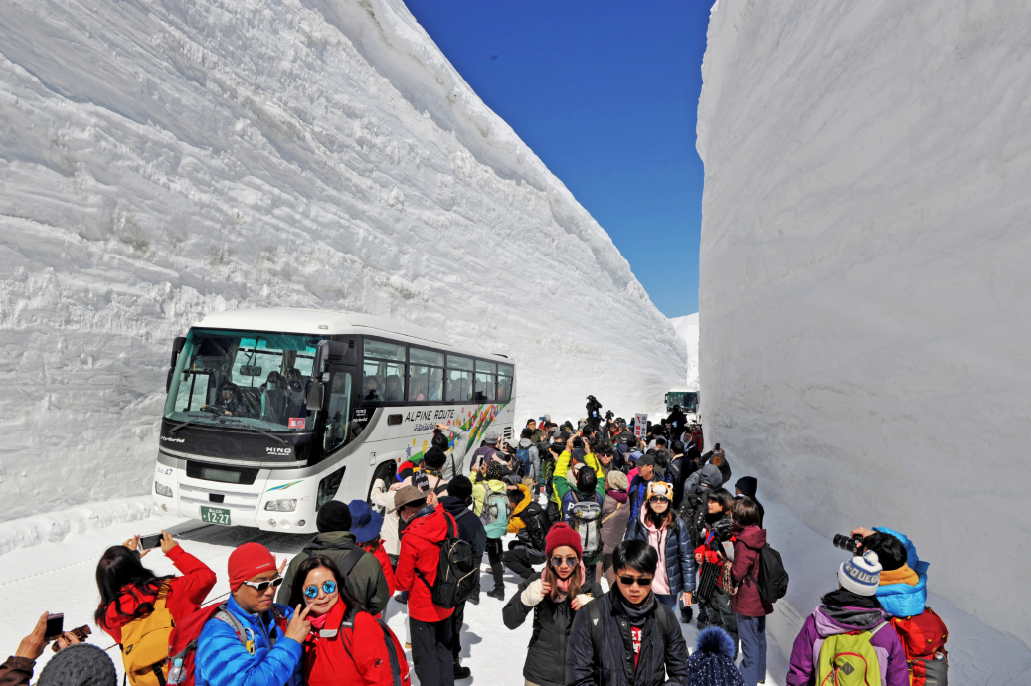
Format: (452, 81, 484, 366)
(696, 0, 1031, 644)
(0, 0, 685, 519)
(670, 313, 699, 390)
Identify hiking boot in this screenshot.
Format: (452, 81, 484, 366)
(466, 593, 480, 606)
(486, 586, 505, 601)
(453, 660, 471, 680)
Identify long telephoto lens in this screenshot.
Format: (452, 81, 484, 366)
(832, 534, 860, 553)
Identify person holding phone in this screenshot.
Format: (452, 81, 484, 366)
(1, 612, 97, 686)
(95, 531, 216, 645)
(288, 554, 409, 686)
(195, 543, 309, 686)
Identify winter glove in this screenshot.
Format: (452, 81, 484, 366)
(572, 594, 594, 610)
(520, 579, 545, 607)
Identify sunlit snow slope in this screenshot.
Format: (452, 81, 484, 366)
(697, 1, 1031, 645)
(669, 313, 698, 390)
(0, 0, 685, 520)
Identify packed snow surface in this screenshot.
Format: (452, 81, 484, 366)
(669, 313, 699, 390)
(0, 0, 685, 519)
(697, 0, 1031, 646)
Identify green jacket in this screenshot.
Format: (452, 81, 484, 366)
(276, 530, 390, 615)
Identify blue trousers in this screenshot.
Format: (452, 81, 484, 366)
(736, 614, 767, 686)
(655, 593, 678, 608)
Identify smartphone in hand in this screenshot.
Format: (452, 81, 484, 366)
(45, 613, 64, 641)
(139, 533, 163, 550)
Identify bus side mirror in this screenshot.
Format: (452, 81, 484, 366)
(166, 368, 175, 393)
(307, 382, 325, 412)
(170, 336, 187, 369)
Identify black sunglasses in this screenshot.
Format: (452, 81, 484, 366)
(617, 576, 653, 587)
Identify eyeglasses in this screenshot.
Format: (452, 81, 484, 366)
(617, 576, 653, 587)
(303, 581, 338, 599)
(550, 556, 579, 568)
(240, 576, 284, 593)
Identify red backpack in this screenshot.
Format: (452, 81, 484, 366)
(165, 602, 288, 686)
(889, 606, 949, 686)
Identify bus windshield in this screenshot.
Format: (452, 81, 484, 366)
(163, 329, 324, 432)
(666, 391, 699, 413)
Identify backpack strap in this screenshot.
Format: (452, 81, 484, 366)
(338, 546, 366, 578)
(586, 598, 606, 657)
(601, 502, 623, 525)
(376, 618, 405, 686)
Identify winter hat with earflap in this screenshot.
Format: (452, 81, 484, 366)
(39, 642, 117, 686)
(645, 481, 674, 501)
(545, 522, 582, 559)
(839, 550, 883, 596)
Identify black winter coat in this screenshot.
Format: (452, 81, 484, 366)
(502, 577, 603, 686)
(439, 496, 487, 560)
(566, 589, 689, 686)
(624, 511, 697, 597)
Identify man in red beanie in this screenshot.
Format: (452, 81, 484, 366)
(194, 542, 311, 686)
(394, 485, 458, 686)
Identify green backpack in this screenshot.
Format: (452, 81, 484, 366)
(816, 622, 888, 686)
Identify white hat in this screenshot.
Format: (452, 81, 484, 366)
(838, 551, 882, 596)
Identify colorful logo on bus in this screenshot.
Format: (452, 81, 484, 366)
(266, 480, 302, 492)
(405, 403, 506, 462)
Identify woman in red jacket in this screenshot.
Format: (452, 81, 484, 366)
(94, 531, 217, 643)
(290, 554, 410, 686)
(730, 498, 772, 686)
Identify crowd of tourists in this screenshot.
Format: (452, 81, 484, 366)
(1, 397, 948, 686)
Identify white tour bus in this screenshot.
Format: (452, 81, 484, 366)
(153, 308, 516, 534)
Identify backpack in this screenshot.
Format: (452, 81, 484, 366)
(334, 608, 411, 686)
(414, 515, 477, 609)
(480, 490, 513, 538)
(890, 608, 949, 686)
(520, 502, 548, 551)
(568, 493, 603, 560)
(744, 543, 789, 605)
(166, 602, 288, 686)
(515, 446, 531, 473)
(816, 623, 889, 686)
(120, 584, 174, 686)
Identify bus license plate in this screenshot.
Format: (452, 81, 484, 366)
(201, 506, 231, 526)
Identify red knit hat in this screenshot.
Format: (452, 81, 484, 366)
(228, 542, 276, 592)
(545, 522, 582, 559)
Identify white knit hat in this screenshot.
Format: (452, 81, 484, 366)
(838, 551, 882, 596)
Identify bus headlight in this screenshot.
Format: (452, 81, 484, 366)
(264, 499, 297, 512)
(154, 482, 173, 498)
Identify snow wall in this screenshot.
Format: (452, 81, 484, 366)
(669, 313, 699, 390)
(0, 0, 685, 520)
(697, 0, 1031, 645)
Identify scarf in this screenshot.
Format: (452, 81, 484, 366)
(879, 564, 919, 586)
(617, 590, 656, 628)
(541, 560, 587, 600)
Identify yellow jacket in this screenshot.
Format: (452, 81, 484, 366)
(552, 449, 604, 500)
(507, 484, 533, 533)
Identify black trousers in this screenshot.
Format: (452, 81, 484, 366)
(545, 499, 561, 526)
(411, 615, 455, 686)
(502, 546, 545, 579)
(450, 601, 465, 660)
(705, 588, 739, 657)
(485, 537, 504, 589)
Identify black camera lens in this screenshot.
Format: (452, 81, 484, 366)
(832, 534, 862, 554)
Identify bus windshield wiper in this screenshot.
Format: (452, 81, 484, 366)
(215, 417, 288, 446)
(169, 412, 218, 434)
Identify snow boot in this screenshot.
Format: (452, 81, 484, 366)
(681, 605, 693, 624)
(453, 659, 471, 680)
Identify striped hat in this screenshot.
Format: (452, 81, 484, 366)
(838, 551, 882, 596)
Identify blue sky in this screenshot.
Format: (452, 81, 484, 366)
(404, 0, 711, 318)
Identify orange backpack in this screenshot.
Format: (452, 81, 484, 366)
(889, 606, 949, 686)
(120, 584, 174, 686)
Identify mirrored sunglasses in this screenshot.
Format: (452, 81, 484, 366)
(303, 580, 338, 599)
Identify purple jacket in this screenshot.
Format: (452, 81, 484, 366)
(786, 592, 909, 686)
